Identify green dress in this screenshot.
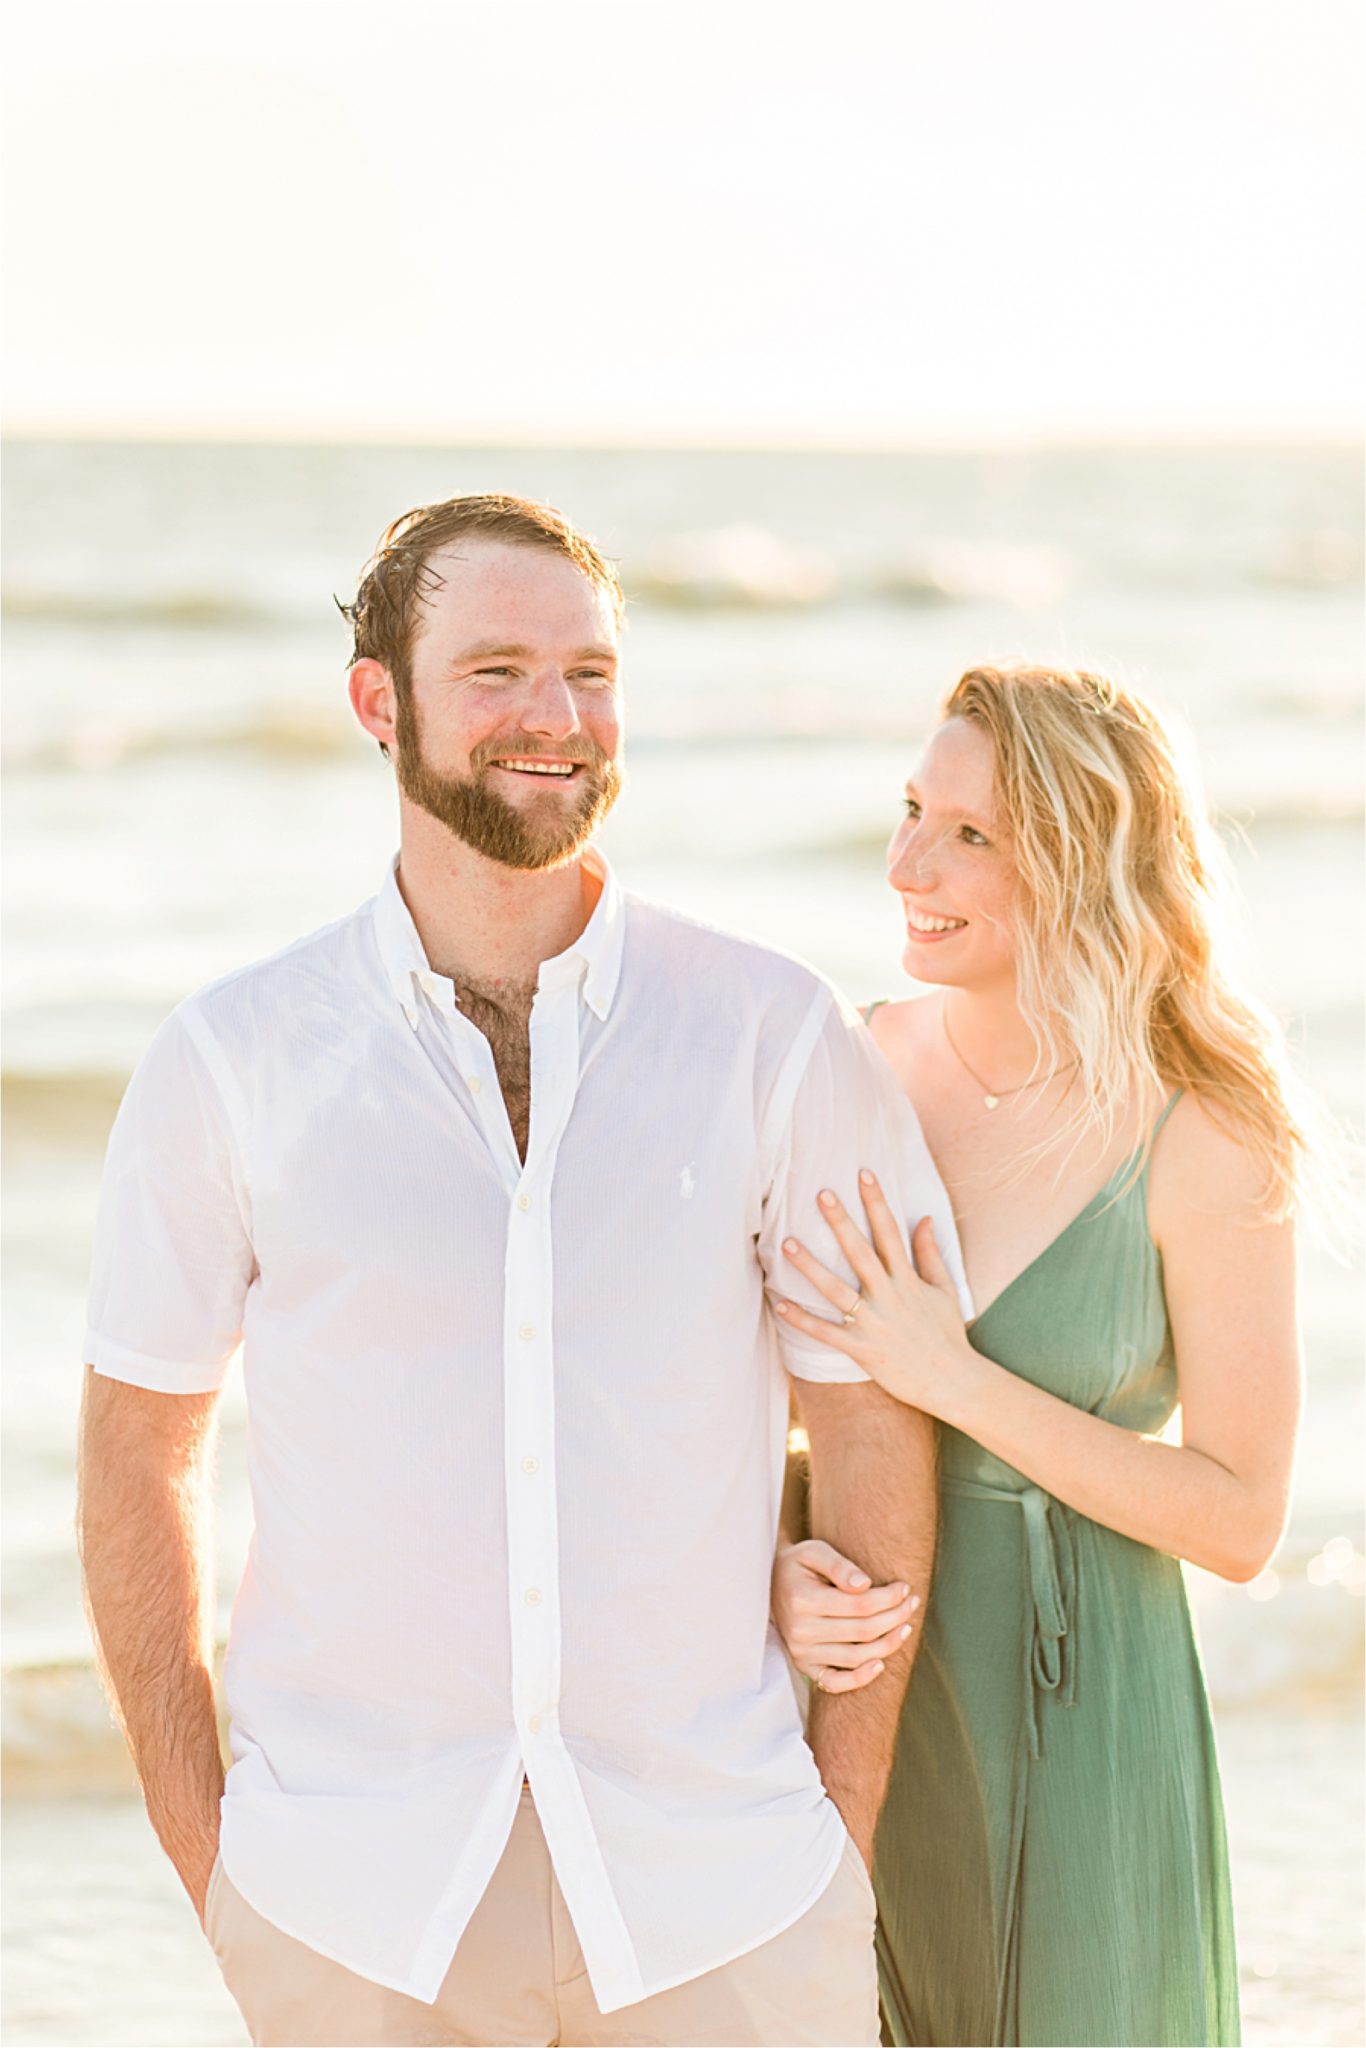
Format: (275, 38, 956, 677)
(874, 1096, 1240, 2047)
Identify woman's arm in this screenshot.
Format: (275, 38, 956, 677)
(775, 1101, 1302, 1583)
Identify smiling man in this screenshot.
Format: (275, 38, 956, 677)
(77, 494, 964, 2048)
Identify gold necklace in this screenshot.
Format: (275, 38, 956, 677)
(942, 1009, 1078, 1111)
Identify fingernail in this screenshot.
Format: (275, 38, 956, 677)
(819, 1189, 837, 1208)
(783, 1238, 799, 1254)
(899, 1623, 913, 1640)
(859, 1168, 874, 1185)
(871, 1660, 885, 1674)
(909, 1594, 921, 1610)
(899, 1584, 911, 1597)
(851, 1573, 871, 1589)
(775, 1302, 790, 1317)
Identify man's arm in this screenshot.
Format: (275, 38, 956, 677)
(794, 1377, 936, 1867)
(77, 1366, 225, 1921)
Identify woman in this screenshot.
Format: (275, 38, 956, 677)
(772, 665, 1310, 2048)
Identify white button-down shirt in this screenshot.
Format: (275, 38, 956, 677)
(86, 854, 968, 2012)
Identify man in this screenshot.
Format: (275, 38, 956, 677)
(79, 495, 965, 2047)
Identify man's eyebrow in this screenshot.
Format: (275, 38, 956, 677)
(449, 642, 619, 666)
(450, 642, 533, 664)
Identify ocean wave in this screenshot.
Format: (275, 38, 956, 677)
(8, 523, 1356, 632)
(2, 586, 283, 629)
(5, 712, 358, 772)
(4, 1069, 130, 1125)
(812, 795, 1364, 864)
(6, 705, 1363, 805)
(3, 1558, 1359, 1786)
(631, 533, 1072, 610)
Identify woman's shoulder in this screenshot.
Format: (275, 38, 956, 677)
(861, 990, 936, 1041)
(860, 992, 939, 1081)
(1148, 1087, 1284, 1232)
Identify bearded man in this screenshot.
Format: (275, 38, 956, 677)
(78, 495, 961, 2048)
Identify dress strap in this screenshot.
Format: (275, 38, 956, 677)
(861, 999, 889, 1027)
(1151, 1088, 1184, 1141)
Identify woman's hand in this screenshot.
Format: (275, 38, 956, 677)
(771, 1538, 920, 1693)
(775, 1169, 983, 1421)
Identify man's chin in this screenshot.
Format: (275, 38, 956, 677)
(398, 762, 618, 872)
(485, 833, 595, 875)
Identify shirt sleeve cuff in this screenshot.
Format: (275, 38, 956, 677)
(779, 1339, 872, 1385)
(84, 1330, 230, 1395)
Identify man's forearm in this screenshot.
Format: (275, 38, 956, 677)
(77, 1368, 225, 1914)
(795, 1379, 936, 1863)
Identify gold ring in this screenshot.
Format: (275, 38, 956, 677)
(842, 1297, 862, 1327)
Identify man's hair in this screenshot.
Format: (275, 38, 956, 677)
(339, 493, 625, 688)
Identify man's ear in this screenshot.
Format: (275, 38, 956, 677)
(349, 660, 397, 757)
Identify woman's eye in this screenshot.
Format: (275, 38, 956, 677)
(902, 799, 921, 819)
(962, 826, 988, 846)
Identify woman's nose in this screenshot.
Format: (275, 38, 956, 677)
(888, 825, 936, 891)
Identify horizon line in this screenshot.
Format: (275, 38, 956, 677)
(4, 420, 1362, 454)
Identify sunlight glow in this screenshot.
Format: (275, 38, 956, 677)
(3, 0, 1362, 442)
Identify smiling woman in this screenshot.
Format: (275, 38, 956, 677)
(771, 662, 1326, 2047)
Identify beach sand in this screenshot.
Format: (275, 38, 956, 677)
(3, 1699, 1359, 2047)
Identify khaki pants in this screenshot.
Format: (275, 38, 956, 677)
(206, 1788, 879, 2046)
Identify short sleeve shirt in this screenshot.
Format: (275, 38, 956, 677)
(86, 855, 969, 2010)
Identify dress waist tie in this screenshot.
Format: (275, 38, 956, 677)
(938, 1477, 1081, 2042)
(941, 1477, 1079, 1757)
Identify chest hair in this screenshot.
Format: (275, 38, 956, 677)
(457, 980, 536, 1160)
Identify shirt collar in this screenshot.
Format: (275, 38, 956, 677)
(373, 848, 624, 1029)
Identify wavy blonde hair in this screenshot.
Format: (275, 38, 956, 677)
(944, 663, 1320, 1221)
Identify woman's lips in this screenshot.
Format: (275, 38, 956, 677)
(904, 909, 968, 942)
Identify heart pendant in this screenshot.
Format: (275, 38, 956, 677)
(983, 1094, 1000, 1110)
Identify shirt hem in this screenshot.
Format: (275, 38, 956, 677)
(215, 1808, 853, 2015)
(215, 1836, 450, 2006)
(590, 1816, 852, 2014)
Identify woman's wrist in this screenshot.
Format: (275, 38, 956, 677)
(932, 1338, 999, 1433)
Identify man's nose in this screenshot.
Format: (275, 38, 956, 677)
(518, 670, 582, 741)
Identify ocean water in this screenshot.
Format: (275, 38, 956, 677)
(2, 438, 1362, 2044)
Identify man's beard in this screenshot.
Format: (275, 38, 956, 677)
(393, 687, 622, 872)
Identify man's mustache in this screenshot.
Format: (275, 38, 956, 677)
(468, 737, 614, 775)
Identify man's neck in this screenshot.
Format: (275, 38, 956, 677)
(395, 806, 600, 992)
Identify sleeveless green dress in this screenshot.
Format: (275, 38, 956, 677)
(873, 1095, 1240, 2047)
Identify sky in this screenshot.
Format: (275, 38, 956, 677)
(3, 0, 1363, 443)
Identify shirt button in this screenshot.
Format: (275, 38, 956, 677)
(524, 1587, 542, 1607)
(527, 1714, 542, 1735)
(521, 1456, 539, 1475)
(467, 1076, 482, 1094)
(519, 1324, 536, 1342)
(516, 1194, 532, 1212)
